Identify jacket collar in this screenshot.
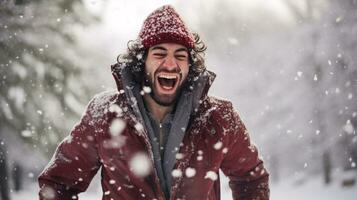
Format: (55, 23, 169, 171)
(110, 62, 216, 108)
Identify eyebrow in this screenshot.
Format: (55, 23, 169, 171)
(175, 48, 188, 54)
(151, 46, 167, 51)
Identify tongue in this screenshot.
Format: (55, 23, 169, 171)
(159, 78, 175, 88)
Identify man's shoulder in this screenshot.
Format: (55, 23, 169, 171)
(195, 95, 236, 122)
(199, 96, 244, 136)
(86, 90, 120, 119)
(90, 90, 119, 106)
(205, 95, 234, 110)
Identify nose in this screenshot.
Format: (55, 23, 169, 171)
(162, 55, 177, 70)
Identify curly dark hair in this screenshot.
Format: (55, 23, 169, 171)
(116, 33, 207, 84)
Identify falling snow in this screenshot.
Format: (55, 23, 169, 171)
(213, 141, 223, 150)
(109, 118, 126, 136)
(172, 169, 183, 178)
(129, 153, 151, 177)
(204, 171, 218, 181)
(185, 167, 196, 178)
(143, 86, 152, 93)
(1, 1, 357, 199)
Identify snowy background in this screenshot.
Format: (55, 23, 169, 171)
(1, 0, 357, 199)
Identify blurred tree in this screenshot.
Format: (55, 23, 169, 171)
(0, 0, 100, 157)
(323, 151, 332, 184)
(12, 162, 23, 191)
(310, 0, 357, 175)
(283, 0, 357, 182)
(322, 0, 357, 172)
(0, 140, 10, 200)
(188, 0, 357, 184)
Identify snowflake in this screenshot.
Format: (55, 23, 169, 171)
(175, 153, 184, 160)
(109, 104, 123, 116)
(21, 130, 32, 137)
(109, 119, 126, 137)
(129, 153, 152, 177)
(204, 171, 218, 181)
(41, 186, 55, 199)
(222, 147, 228, 154)
(172, 169, 182, 178)
(185, 167, 196, 178)
(143, 86, 152, 93)
(213, 141, 223, 150)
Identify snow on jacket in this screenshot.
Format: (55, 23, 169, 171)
(38, 63, 270, 200)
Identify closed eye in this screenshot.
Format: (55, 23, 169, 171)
(175, 54, 188, 61)
(153, 53, 166, 58)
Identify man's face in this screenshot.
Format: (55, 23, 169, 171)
(144, 43, 189, 106)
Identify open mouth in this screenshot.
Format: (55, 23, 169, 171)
(156, 73, 180, 93)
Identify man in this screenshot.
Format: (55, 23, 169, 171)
(38, 5, 269, 200)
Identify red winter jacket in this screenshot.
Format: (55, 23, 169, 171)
(38, 66, 269, 200)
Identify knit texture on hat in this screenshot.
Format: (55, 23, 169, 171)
(138, 5, 195, 49)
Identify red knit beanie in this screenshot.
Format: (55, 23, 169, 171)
(138, 5, 195, 49)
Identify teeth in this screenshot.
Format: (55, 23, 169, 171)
(158, 74, 177, 79)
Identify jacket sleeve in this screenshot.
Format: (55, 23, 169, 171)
(38, 99, 101, 200)
(220, 106, 270, 200)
